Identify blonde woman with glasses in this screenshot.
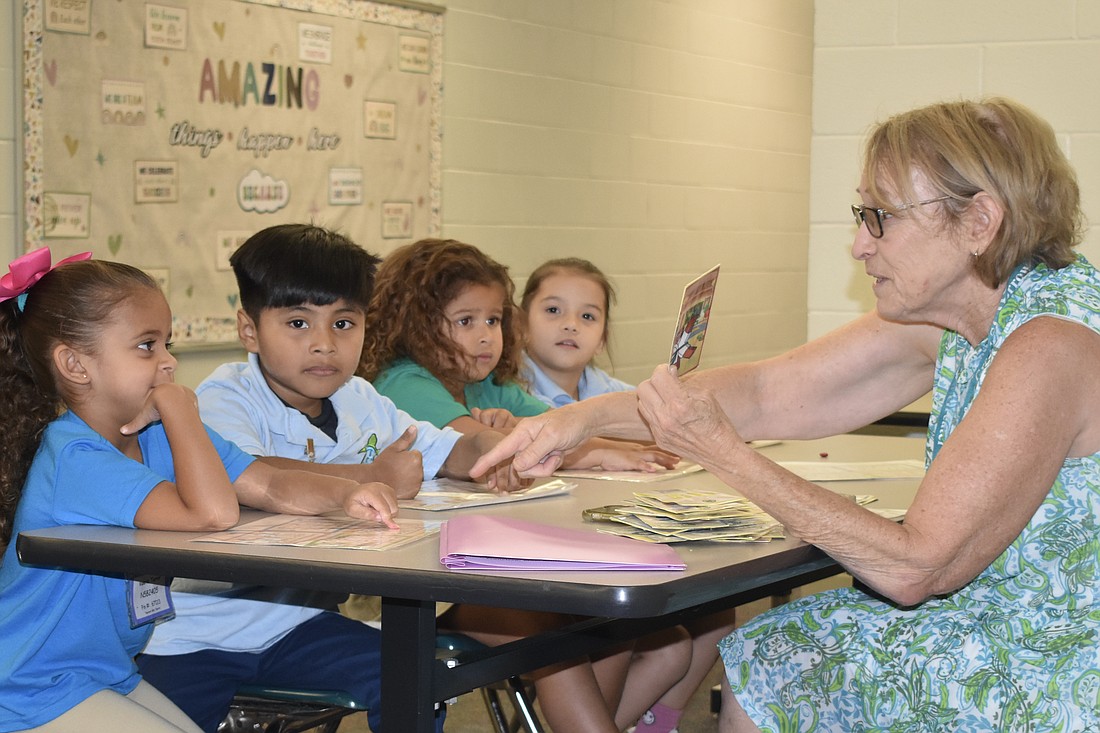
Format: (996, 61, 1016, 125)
(474, 97, 1100, 733)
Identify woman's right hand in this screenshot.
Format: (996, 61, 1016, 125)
(469, 401, 598, 477)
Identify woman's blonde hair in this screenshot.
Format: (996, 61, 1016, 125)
(863, 97, 1083, 287)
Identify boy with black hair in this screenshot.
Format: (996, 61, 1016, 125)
(138, 224, 511, 732)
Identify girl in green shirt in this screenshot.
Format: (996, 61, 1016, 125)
(359, 237, 689, 733)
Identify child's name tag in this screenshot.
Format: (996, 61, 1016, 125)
(126, 578, 175, 628)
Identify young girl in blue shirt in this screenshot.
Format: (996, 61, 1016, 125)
(520, 258, 634, 407)
(0, 249, 397, 732)
(521, 257, 734, 733)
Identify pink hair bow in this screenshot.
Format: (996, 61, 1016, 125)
(0, 247, 93, 305)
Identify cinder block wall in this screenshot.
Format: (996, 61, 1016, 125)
(15, 3, 1098, 390)
(436, 0, 814, 386)
(1, 1, 16, 259)
(810, 0, 1100, 340)
(0, 0, 814, 388)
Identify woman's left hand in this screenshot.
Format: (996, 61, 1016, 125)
(636, 364, 744, 464)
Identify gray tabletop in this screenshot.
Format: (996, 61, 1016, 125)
(18, 434, 923, 618)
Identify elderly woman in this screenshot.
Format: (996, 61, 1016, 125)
(472, 97, 1100, 732)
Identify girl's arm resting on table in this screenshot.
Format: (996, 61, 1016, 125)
(558, 436, 679, 472)
(646, 317, 1100, 606)
(232, 461, 399, 527)
(469, 407, 519, 430)
(131, 383, 239, 531)
(446, 414, 501, 436)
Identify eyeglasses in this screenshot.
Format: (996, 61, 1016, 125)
(851, 196, 952, 239)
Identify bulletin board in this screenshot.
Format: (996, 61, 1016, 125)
(22, 0, 443, 345)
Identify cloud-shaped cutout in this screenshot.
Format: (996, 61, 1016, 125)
(237, 169, 290, 214)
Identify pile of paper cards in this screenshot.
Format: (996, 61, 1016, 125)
(584, 489, 878, 543)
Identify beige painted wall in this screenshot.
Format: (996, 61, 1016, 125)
(435, 0, 813, 389)
(1, 0, 813, 389)
(8, 2, 1100, 391)
(1, 2, 15, 260)
(809, 0, 1100, 341)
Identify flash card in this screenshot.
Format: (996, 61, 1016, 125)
(670, 265, 719, 375)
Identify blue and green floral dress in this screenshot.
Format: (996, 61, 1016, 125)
(719, 257, 1100, 732)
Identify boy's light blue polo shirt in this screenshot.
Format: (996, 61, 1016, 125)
(144, 354, 461, 657)
(195, 354, 460, 476)
(521, 354, 633, 407)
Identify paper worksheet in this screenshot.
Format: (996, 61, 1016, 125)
(778, 459, 925, 482)
(555, 461, 706, 482)
(193, 515, 439, 551)
(399, 478, 575, 511)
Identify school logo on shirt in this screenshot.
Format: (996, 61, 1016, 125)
(359, 434, 379, 464)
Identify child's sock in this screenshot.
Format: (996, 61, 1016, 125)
(633, 703, 683, 733)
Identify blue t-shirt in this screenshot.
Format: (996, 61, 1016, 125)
(374, 358, 549, 429)
(0, 411, 252, 731)
(520, 353, 633, 407)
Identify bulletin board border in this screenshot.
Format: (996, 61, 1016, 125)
(20, 0, 442, 349)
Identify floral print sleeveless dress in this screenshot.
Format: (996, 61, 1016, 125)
(718, 257, 1100, 732)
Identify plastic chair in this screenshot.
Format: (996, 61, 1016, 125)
(436, 633, 545, 733)
(218, 686, 365, 733)
(219, 635, 544, 733)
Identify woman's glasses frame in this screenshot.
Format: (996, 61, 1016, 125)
(851, 196, 952, 238)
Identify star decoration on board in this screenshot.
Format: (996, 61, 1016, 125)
(96, 151, 106, 166)
(156, 102, 166, 119)
(357, 30, 367, 49)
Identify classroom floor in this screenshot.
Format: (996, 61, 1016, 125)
(335, 588, 838, 732)
(336, 647, 725, 733)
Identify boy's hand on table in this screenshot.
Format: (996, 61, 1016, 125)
(371, 425, 424, 499)
(343, 482, 399, 528)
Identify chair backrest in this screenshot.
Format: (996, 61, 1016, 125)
(218, 686, 364, 733)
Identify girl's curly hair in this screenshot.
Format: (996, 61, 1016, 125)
(359, 239, 522, 394)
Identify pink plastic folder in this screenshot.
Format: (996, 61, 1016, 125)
(439, 515, 686, 571)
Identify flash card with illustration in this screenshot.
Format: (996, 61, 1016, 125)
(670, 265, 719, 375)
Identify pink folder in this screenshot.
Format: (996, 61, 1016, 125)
(439, 515, 686, 571)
